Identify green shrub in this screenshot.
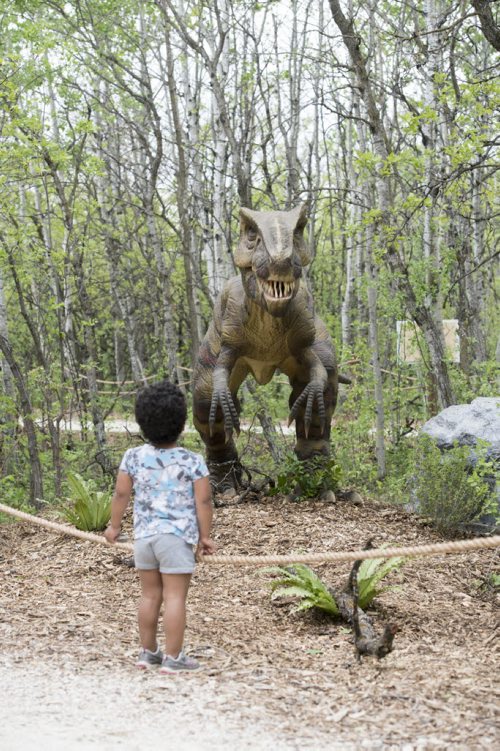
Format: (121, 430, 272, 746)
(411, 436, 498, 534)
(0, 474, 31, 511)
(60, 472, 112, 531)
(270, 453, 342, 499)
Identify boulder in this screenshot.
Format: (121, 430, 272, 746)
(417, 397, 500, 533)
(420, 397, 500, 461)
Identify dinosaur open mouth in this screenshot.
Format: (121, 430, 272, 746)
(259, 279, 295, 300)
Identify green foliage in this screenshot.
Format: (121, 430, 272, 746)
(449, 361, 500, 404)
(0, 0, 499, 517)
(270, 453, 342, 499)
(60, 472, 112, 532)
(472, 571, 500, 596)
(488, 573, 500, 591)
(329, 366, 383, 494)
(265, 564, 339, 615)
(266, 555, 405, 614)
(0, 474, 32, 512)
(356, 554, 406, 608)
(411, 436, 498, 534)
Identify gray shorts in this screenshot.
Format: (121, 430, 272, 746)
(134, 533, 196, 574)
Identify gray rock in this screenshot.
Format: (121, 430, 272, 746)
(416, 397, 500, 533)
(341, 490, 363, 506)
(420, 397, 500, 460)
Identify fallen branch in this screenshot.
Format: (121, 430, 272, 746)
(332, 540, 398, 660)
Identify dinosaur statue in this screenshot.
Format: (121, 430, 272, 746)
(192, 203, 345, 494)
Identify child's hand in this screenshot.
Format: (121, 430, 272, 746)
(104, 524, 121, 544)
(196, 537, 216, 558)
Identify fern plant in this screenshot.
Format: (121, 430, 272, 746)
(356, 555, 405, 608)
(266, 554, 405, 613)
(60, 472, 112, 532)
(265, 563, 339, 614)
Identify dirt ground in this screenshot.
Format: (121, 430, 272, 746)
(1, 494, 499, 749)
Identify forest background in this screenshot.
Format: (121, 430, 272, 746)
(0, 0, 498, 513)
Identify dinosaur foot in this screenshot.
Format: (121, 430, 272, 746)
(208, 459, 245, 499)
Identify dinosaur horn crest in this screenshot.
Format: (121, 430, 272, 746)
(234, 207, 258, 268)
(290, 203, 310, 265)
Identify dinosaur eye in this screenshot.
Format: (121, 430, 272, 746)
(246, 227, 260, 249)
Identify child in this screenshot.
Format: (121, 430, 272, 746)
(104, 379, 215, 673)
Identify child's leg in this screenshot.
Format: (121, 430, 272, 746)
(138, 569, 163, 651)
(161, 573, 191, 658)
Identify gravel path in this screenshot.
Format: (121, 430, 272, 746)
(0, 661, 297, 751)
(32, 417, 295, 435)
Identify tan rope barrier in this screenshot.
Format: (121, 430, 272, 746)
(1, 501, 499, 565)
(0, 503, 134, 553)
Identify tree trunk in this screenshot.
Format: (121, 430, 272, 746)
(328, 0, 455, 410)
(471, 0, 500, 51)
(366, 229, 386, 480)
(0, 268, 16, 473)
(72, 251, 113, 475)
(0, 335, 44, 507)
(163, 18, 202, 366)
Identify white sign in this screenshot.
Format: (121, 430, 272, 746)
(396, 319, 460, 364)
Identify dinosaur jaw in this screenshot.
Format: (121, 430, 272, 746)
(258, 279, 295, 302)
(258, 278, 296, 303)
(240, 270, 298, 316)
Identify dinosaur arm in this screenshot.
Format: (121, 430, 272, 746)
(288, 346, 329, 436)
(209, 345, 241, 438)
(203, 279, 248, 439)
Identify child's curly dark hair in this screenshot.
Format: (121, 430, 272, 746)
(135, 380, 187, 446)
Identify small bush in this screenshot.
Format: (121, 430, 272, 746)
(270, 453, 342, 499)
(0, 474, 31, 511)
(411, 436, 498, 534)
(60, 472, 112, 531)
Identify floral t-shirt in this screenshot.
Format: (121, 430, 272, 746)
(119, 444, 209, 544)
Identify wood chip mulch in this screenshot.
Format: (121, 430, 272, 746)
(1, 495, 499, 748)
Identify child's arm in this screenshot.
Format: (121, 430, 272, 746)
(194, 476, 216, 555)
(104, 471, 133, 543)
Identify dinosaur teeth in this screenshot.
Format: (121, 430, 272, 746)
(262, 280, 294, 299)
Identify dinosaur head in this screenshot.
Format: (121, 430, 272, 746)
(234, 203, 310, 316)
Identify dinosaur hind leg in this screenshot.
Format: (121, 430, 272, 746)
(287, 370, 338, 500)
(289, 369, 338, 460)
(193, 390, 243, 493)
